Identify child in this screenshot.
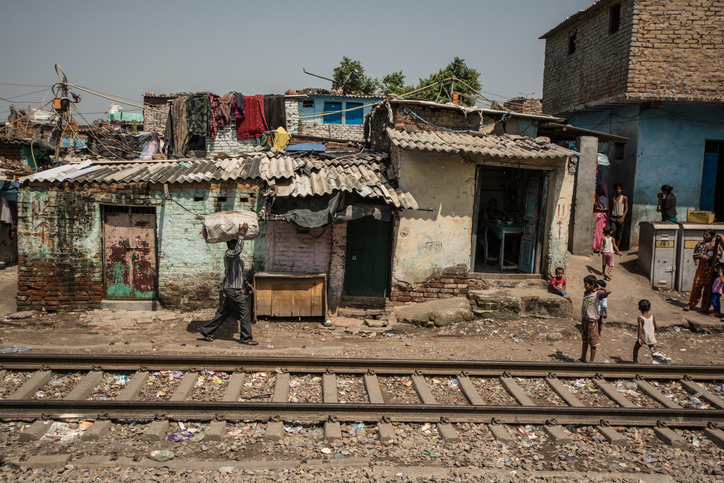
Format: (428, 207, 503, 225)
(711, 263, 724, 317)
(580, 275, 611, 363)
(597, 279, 608, 336)
(601, 226, 622, 281)
(550, 267, 572, 301)
(633, 299, 657, 363)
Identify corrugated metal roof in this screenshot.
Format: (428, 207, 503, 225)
(386, 128, 578, 160)
(20, 151, 418, 210)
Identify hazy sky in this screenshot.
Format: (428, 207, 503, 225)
(0, 0, 591, 121)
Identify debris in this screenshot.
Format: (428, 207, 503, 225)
(149, 450, 175, 462)
(0, 345, 31, 353)
(321, 448, 331, 454)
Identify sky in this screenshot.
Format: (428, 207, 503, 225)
(0, 0, 592, 122)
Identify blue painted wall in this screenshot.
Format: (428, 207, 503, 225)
(567, 103, 724, 245)
(299, 95, 382, 125)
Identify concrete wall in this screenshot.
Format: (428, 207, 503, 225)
(393, 151, 476, 286)
(568, 136, 598, 255)
(544, 159, 576, 272)
(17, 180, 264, 311)
(569, 103, 724, 246)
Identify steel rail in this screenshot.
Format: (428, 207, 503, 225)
(1, 355, 723, 379)
(0, 400, 722, 428)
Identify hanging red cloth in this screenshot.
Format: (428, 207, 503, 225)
(236, 95, 268, 140)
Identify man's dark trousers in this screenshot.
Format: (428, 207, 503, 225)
(200, 288, 252, 342)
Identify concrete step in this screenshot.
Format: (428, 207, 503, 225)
(468, 288, 572, 320)
(100, 300, 159, 311)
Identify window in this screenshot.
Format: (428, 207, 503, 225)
(346, 102, 363, 125)
(302, 99, 314, 109)
(568, 31, 577, 54)
(323, 102, 342, 124)
(614, 142, 625, 160)
(610, 4, 621, 34)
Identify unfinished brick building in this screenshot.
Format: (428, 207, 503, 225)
(541, 0, 724, 247)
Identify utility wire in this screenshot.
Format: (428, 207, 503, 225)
(0, 82, 51, 88)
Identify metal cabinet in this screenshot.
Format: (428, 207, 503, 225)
(675, 222, 724, 292)
(637, 222, 678, 289)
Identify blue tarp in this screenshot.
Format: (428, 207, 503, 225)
(285, 143, 326, 152)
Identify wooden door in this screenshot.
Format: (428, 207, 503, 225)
(104, 206, 156, 299)
(519, 173, 542, 274)
(344, 217, 391, 297)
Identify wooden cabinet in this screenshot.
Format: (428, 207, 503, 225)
(254, 272, 327, 319)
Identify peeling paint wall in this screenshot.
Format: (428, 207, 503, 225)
(17, 180, 265, 311)
(542, 161, 575, 276)
(393, 151, 477, 285)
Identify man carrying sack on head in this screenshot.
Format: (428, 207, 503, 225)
(200, 223, 258, 345)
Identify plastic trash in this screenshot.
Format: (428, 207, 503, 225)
(168, 431, 195, 442)
(674, 326, 680, 332)
(289, 380, 301, 388)
(643, 456, 654, 463)
(449, 379, 459, 387)
(149, 450, 175, 462)
(323, 320, 332, 327)
(321, 448, 332, 454)
(113, 375, 127, 385)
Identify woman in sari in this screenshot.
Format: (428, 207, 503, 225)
(593, 184, 609, 252)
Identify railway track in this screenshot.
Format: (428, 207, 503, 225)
(1, 354, 724, 448)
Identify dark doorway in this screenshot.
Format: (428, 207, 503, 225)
(701, 141, 724, 221)
(344, 217, 391, 297)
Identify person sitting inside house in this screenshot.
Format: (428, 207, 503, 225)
(480, 199, 506, 263)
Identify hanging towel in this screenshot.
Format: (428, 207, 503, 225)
(234, 92, 245, 119)
(171, 96, 189, 155)
(263, 94, 287, 132)
(0, 198, 12, 225)
(187, 92, 212, 137)
(209, 93, 231, 139)
(272, 126, 292, 150)
(236, 95, 267, 140)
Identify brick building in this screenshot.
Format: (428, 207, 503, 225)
(541, 0, 724, 246)
(295, 89, 382, 141)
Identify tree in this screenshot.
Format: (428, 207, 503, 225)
(332, 57, 379, 95)
(379, 71, 413, 96)
(413, 57, 482, 107)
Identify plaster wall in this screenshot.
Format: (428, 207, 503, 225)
(544, 161, 575, 275)
(393, 151, 476, 285)
(568, 136, 599, 255)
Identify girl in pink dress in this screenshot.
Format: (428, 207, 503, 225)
(593, 184, 609, 252)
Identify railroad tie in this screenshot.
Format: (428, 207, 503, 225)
(363, 374, 384, 404)
(170, 372, 199, 402)
(704, 427, 724, 449)
(634, 380, 682, 409)
(437, 422, 461, 442)
(222, 373, 246, 402)
(0, 369, 6, 381)
(322, 374, 338, 403)
(205, 421, 226, 442)
(545, 377, 584, 407)
(680, 380, 724, 409)
(487, 424, 514, 443)
(7, 370, 51, 400)
(18, 420, 53, 442)
(500, 377, 535, 406)
(597, 425, 627, 446)
(543, 425, 573, 444)
(64, 371, 104, 401)
(325, 419, 343, 441)
(377, 422, 396, 443)
(265, 421, 285, 441)
(273, 373, 291, 403)
(81, 420, 112, 442)
(117, 372, 149, 401)
(456, 376, 485, 406)
(144, 420, 170, 442)
(654, 426, 687, 449)
(593, 379, 636, 408)
(411, 375, 439, 405)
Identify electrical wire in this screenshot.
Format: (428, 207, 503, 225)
(0, 88, 52, 102)
(0, 82, 51, 88)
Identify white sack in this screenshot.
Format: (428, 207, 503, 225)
(204, 210, 259, 243)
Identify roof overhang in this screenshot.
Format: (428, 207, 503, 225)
(537, 122, 629, 143)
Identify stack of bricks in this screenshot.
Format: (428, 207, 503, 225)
(284, 99, 299, 134)
(503, 97, 543, 115)
(390, 274, 469, 303)
(393, 104, 479, 132)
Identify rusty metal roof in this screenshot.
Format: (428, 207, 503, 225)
(386, 128, 578, 160)
(21, 150, 418, 210)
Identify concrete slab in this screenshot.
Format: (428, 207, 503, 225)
(205, 421, 226, 442)
(144, 421, 169, 441)
(377, 422, 396, 442)
(597, 425, 627, 445)
(544, 425, 573, 443)
(393, 297, 473, 328)
(18, 421, 53, 442)
(324, 421, 342, 441)
(81, 420, 112, 441)
(437, 423, 460, 442)
(487, 424, 513, 443)
(100, 300, 159, 311)
(654, 427, 687, 449)
(265, 421, 285, 441)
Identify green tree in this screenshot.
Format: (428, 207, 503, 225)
(332, 57, 379, 95)
(413, 57, 482, 106)
(379, 70, 412, 95)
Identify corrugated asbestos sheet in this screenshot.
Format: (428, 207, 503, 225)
(386, 128, 578, 160)
(21, 151, 418, 210)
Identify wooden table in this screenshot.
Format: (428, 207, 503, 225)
(481, 221, 523, 271)
(254, 272, 327, 319)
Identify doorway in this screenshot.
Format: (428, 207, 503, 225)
(344, 217, 391, 297)
(701, 141, 724, 221)
(473, 166, 546, 274)
(103, 206, 157, 299)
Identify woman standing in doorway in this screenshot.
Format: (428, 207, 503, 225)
(684, 229, 720, 313)
(656, 185, 677, 222)
(593, 184, 609, 252)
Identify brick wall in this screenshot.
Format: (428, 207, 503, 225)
(205, 125, 258, 155)
(17, 180, 264, 311)
(298, 122, 365, 141)
(285, 99, 299, 135)
(627, 0, 724, 103)
(390, 273, 469, 303)
(542, 0, 724, 115)
(542, 0, 634, 114)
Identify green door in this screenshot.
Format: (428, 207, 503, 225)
(344, 217, 391, 297)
